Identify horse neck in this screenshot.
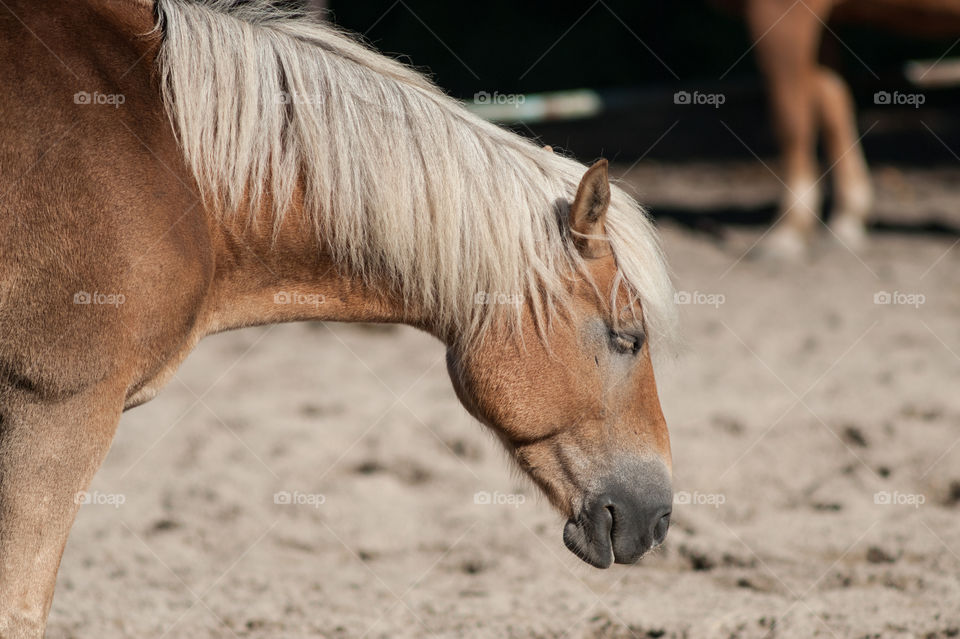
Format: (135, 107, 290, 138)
(200, 202, 435, 339)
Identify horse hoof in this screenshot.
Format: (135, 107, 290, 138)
(753, 227, 808, 261)
(829, 216, 867, 252)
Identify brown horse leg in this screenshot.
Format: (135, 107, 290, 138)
(0, 382, 124, 638)
(748, 0, 834, 258)
(815, 67, 873, 250)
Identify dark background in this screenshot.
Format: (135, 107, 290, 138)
(305, 1, 960, 164)
(325, 2, 956, 95)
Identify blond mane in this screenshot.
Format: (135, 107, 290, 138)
(155, 0, 678, 353)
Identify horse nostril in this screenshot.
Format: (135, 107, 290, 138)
(577, 461, 673, 566)
(653, 510, 671, 545)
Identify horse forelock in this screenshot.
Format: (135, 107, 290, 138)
(154, 0, 678, 355)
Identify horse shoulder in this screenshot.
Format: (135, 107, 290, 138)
(0, 1, 216, 405)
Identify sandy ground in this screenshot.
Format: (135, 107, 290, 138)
(48, 162, 960, 638)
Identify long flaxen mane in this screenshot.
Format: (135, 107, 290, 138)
(154, 0, 678, 353)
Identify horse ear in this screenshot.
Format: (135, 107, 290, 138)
(569, 159, 610, 256)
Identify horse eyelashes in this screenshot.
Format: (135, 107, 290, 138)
(610, 331, 642, 355)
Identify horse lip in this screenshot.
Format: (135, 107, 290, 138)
(562, 509, 614, 569)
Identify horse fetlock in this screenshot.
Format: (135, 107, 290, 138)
(830, 178, 872, 251)
(837, 179, 874, 221)
(782, 179, 822, 226)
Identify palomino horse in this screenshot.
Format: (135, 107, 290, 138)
(732, 0, 960, 258)
(0, 0, 678, 634)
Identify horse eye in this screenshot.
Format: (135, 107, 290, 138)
(610, 331, 643, 355)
